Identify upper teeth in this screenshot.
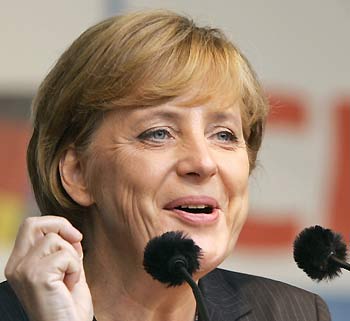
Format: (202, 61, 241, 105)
(179, 205, 209, 209)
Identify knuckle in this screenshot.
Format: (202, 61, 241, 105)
(48, 215, 71, 226)
(41, 278, 56, 291)
(61, 247, 78, 260)
(5, 256, 22, 280)
(20, 217, 36, 230)
(58, 216, 70, 224)
(25, 267, 41, 285)
(20, 271, 37, 287)
(4, 264, 13, 279)
(16, 260, 46, 287)
(44, 233, 76, 255)
(44, 232, 60, 242)
(6, 261, 26, 283)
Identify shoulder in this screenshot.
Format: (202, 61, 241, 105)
(0, 281, 29, 321)
(200, 268, 331, 321)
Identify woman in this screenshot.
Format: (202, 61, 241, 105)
(0, 10, 330, 321)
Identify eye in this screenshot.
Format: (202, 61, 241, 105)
(213, 130, 238, 143)
(138, 128, 172, 142)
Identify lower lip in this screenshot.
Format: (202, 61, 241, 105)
(167, 208, 220, 225)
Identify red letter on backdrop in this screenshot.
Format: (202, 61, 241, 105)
(329, 99, 350, 243)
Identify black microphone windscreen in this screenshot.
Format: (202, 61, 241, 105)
(143, 231, 202, 287)
(293, 225, 347, 281)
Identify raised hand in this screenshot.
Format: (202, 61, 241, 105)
(5, 216, 93, 321)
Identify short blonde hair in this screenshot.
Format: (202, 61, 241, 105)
(27, 10, 268, 228)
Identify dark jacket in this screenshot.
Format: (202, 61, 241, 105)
(0, 268, 330, 321)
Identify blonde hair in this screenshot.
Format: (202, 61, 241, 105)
(27, 10, 268, 228)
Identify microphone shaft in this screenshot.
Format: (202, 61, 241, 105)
(329, 254, 350, 271)
(179, 266, 210, 321)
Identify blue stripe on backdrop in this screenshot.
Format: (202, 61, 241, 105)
(322, 296, 350, 321)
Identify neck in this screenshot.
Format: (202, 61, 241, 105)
(83, 214, 197, 321)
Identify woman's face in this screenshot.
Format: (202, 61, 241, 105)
(85, 96, 250, 275)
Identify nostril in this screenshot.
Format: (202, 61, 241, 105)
(176, 153, 218, 179)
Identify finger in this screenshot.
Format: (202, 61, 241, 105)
(71, 241, 83, 259)
(28, 232, 81, 261)
(63, 259, 83, 291)
(13, 216, 82, 257)
(7, 232, 81, 282)
(40, 248, 82, 291)
(40, 216, 82, 242)
(6, 230, 83, 284)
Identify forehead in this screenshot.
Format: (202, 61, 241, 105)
(164, 89, 244, 123)
(109, 93, 242, 129)
(108, 76, 243, 116)
(172, 87, 240, 109)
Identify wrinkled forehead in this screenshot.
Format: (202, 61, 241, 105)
(155, 77, 246, 131)
(106, 89, 243, 136)
(104, 81, 246, 139)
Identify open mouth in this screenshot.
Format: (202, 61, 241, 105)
(164, 196, 220, 222)
(164, 196, 220, 224)
(174, 205, 214, 214)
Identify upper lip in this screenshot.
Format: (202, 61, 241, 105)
(164, 196, 220, 210)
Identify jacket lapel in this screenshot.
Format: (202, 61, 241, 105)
(199, 269, 252, 321)
(92, 269, 252, 321)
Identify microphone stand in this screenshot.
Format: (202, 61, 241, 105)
(329, 254, 350, 271)
(177, 266, 210, 321)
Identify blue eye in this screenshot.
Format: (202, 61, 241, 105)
(215, 131, 237, 142)
(138, 128, 171, 141)
(151, 129, 168, 140)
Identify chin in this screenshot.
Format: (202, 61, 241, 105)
(191, 237, 230, 274)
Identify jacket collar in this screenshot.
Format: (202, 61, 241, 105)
(199, 269, 252, 321)
(92, 269, 252, 321)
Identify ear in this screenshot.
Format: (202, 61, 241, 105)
(59, 148, 94, 207)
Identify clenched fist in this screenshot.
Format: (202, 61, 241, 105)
(5, 216, 93, 321)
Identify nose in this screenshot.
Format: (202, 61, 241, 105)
(176, 137, 218, 182)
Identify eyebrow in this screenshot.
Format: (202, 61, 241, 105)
(132, 107, 241, 127)
(126, 109, 180, 130)
(146, 110, 181, 120)
(132, 109, 182, 125)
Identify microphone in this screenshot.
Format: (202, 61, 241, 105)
(293, 225, 350, 281)
(143, 231, 210, 321)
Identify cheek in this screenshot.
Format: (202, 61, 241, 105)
(220, 150, 250, 230)
(222, 150, 250, 197)
(86, 149, 169, 226)
(86, 148, 148, 198)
